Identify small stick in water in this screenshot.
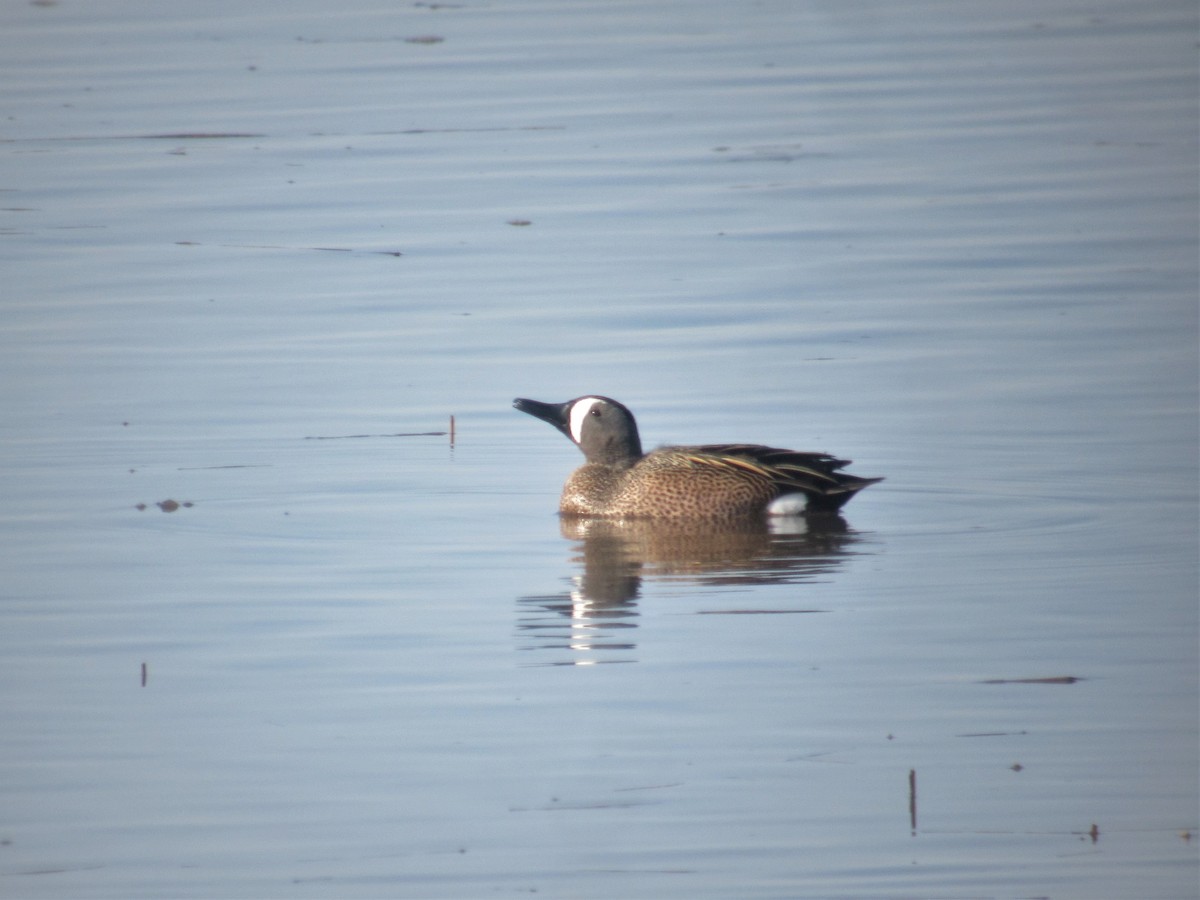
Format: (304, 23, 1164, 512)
(909, 769, 917, 834)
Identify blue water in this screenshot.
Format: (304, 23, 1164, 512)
(1, 1, 1196, 897)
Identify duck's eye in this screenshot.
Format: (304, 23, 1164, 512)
(590, 408, 601, 417)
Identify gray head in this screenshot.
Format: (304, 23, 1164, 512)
(513, 395, 643, 466)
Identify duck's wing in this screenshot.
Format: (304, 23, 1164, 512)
(681, 443, 882, 508)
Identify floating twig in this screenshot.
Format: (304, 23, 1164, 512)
(909, 769, 917, 834)
(303, 431, 446, 440)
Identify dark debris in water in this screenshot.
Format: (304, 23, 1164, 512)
(177, 464, 272, 471)
(980, 675, 1083, 684)
(695, 608, 825, 615)
(175, 240, 402, 256)
(140, 133, 265, 139)
(304, 431, 446, 440)
(135, 499, 194, 513)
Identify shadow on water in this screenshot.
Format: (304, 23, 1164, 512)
(517, 515, 871, 665)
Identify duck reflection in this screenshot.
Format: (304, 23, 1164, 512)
(517, 515, 867, 665)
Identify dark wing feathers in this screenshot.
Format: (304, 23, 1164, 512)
(673, 443, 881, 507)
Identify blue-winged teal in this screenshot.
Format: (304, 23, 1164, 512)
(513, 396, 881, 520)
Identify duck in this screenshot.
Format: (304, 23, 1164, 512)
(513, 395, 881, 520)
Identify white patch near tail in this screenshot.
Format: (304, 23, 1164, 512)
(568, 397, 603, 444)
(767, 493, 809, 516)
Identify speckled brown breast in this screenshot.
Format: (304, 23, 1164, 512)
(560, 449, 780, 520)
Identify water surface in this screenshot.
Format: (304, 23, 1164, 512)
(1, 1, 1196, 898)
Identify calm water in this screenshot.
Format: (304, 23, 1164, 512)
(2, 1, 1196, 898)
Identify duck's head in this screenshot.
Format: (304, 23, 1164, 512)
(513, 395, 643, 467)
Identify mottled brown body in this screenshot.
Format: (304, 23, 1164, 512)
(514, 396, 881, 521)
(561, 450, 781, 519)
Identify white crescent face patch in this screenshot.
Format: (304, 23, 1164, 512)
(568, 397, 603, 445)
